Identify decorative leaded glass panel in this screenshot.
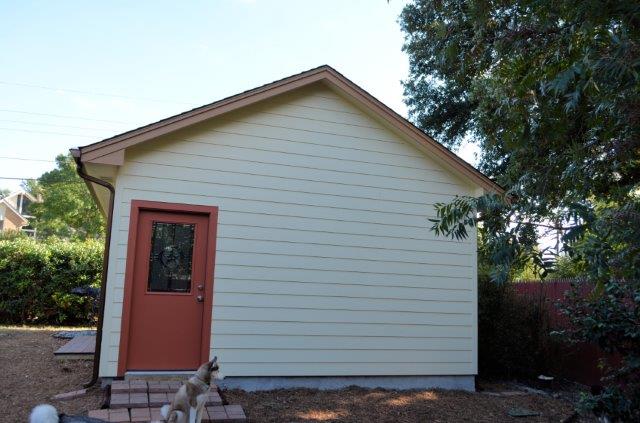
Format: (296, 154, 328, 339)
(148, 221, 195, 292)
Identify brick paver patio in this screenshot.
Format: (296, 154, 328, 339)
(86, 380, 245, 422)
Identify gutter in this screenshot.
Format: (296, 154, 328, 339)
(70, 148, 115, 388)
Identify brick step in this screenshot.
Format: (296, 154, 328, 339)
(109, 380, 222, 408)
(112, 380, 213, 394)
(110, 391, 222, 408)
(88, 404, 246, 422)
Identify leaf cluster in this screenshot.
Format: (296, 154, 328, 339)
(26, 154, 105, 240)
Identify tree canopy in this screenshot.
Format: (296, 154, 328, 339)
(401, 0, 639, 280)
(26, 154, 105, 240)
(400, 0, 639, 418)
(401, 1, 638, 206)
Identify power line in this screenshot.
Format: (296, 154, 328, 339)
(0, 80, 198, 106)
(0, 127, 95, 138)
(0, 177, 41, 180)
(0, 156, 55, 163)
(0, 108, 134, 124)
(0, 177, 82, 184)
(0, 119, 119, 132)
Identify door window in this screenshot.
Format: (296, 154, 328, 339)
(147, 221, 195, 292)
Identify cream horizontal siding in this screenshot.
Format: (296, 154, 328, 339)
(111, 239, 471, 267)
(214, 363, 473, 376)
(116, 178, 453, 222)
(214, 349, 473, 363)
(130, 148, 461, 187)
(213, 321, 473, 338)
(99, 84, 479, 378)
(116, 207, 471, 246)
(213, 307, 470, 326)
(213, 335, 472, 350)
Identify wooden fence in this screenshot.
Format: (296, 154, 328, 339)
(513, 279, 609, 386)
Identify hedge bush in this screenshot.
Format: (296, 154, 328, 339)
(0, 237, 103, 325)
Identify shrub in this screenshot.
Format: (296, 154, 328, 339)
(0, 229, 28, 241)
(478, 277, 559, 378)
(0, 237, 103, 325)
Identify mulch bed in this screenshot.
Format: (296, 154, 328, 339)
(1, 326, 593, 422)
(224, 386, 585, 422)
(0, 326, 104, 421)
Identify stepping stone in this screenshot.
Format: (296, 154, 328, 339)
(91, 404, 246, 422)
(129, 380, 148, 393)
(106, 380, 230, 421)
(130, 407, 151, 422)
(149, 392, 170, 407)
(168, 381, 182, 390)
(52, 388, 87, 400)
(225, 405, 246, 420)
(88, 409, 109, 420)
(108, 408, 131, 422)
(206, 391, 223, 405)
(110, 393, 130, 408)
(111, 381, 130, 394)
(129, 392, 149, 408)
(54, 335, 95, 359)
(148, 381, 171, 393)
(204, 404, 246, 422)
(205, 406, 227, 422)
(110, 392, 149, 408)
(149, 407, 165, 421)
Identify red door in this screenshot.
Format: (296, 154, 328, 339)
(125, 209, 211, 371)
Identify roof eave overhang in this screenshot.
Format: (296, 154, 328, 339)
(70, 148, 111, 217)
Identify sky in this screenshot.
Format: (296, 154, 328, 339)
(0, 0, 478, 192)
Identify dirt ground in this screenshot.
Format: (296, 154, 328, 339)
(1, 326, 591, 422)
(0, 326, 104, 422)
(225, 387, 583, 422)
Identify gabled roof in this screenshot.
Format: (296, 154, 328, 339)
(2, 189, 37, 203)
(0, 198, 29, 226)
(73, 65, 503, 194)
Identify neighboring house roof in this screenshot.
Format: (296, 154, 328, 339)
(2, 189, 37, 208)
(0, 198, 29, 226)
(74, 65, 503, 194)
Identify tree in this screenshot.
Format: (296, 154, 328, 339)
(400, 1, 639, 419)
(27, 154, 105, 240)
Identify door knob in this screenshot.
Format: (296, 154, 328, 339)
(196, 295, 204, 303)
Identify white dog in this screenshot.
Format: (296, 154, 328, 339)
(29, 404, 107, 423)
(161, 357, 219, 423)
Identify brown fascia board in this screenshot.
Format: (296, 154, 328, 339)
(76, 65, 504, 194)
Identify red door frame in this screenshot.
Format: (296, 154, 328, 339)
(117, 200, 218, 376)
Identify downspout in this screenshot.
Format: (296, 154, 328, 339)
(71, 149, 115, 388)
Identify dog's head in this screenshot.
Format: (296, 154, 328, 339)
(194, 356, 219, 385)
